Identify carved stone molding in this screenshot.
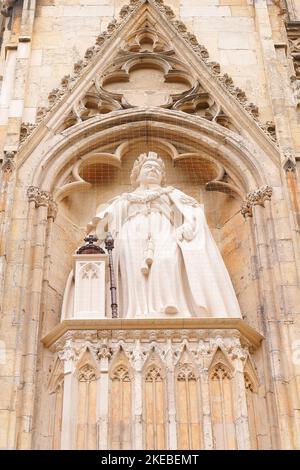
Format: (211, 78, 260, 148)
(287, 21, 300, 82)
(27, 186, 58, 220)
(77, 364, 97, 382)
(46, 326, 255, 377)
(20, 123, 36, 144)
(42, 319, 263, 364)
(272, 0, 288, 18)
(19, 0, 276, 147)
(1, 150, 16, 175)
(241, 185, 273, 219)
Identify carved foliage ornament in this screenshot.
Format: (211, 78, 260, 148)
(27, 186, 58, 220)
(20, 0, 276, 145)
(1, 151, 16, 175)
(241, 185, 273, 219)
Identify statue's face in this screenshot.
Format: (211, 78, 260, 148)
(137, 160, 162, 186)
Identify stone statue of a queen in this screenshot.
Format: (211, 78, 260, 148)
(88, 151, 241, 319)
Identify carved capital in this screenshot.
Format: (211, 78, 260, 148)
(27, 186, 40, 203)
(35, 190, 51, 207)
(241, 185, 273, 218)
(27, 186, 58, 219)
(1, 150, 16, 175)
(27, 186, 50, 207)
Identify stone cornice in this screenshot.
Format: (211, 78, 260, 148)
(41, 318, 264, 351)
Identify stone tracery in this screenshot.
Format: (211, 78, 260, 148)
(18, 0, 276, 147)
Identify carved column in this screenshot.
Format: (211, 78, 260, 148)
(251, 194, 294, 449)
(165, 336, 177, 450)
(263, 184, 300, 450)
(229, 339, 251, 450)
(0, 151, 16, 279)
(16, 186, 56, 449)
(97, 343, 111, 450)
(201, 343, 214, 450)
(59, 340, 77, 450)
(132, 338, 143, 450)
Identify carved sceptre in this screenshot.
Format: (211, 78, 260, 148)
(105, 232, 118, 318)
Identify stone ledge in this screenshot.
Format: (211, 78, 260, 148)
(42, 317, 263, 350)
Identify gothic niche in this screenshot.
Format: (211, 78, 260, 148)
(50, 131, 258, 329)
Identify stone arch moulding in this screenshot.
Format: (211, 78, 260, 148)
(18, 110, 278, 202)
(15, 0, 280, 196)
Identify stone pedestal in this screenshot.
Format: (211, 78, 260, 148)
(42, 318, 264, 450)
(61, 254, 109, 321)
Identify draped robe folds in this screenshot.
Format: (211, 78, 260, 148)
(91, 186, 241, 318)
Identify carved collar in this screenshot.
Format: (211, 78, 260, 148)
(123, 186, 173, 204)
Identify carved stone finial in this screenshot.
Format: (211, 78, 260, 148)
(1, 150, 16, 175)
(283, 153, 296, 172)
(241, 185, 273, 218)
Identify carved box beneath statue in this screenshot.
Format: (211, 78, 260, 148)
(42, 318, 265, 450)
(61, 254, 109, 320)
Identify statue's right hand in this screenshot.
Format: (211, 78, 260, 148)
(176, 223, 195, 242)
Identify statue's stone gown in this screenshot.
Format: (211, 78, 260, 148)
(93, 186, 242, 319)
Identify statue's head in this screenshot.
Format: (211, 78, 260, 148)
(130, 151, 166, 188)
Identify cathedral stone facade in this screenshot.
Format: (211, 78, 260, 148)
(1, 0, 300, 450)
